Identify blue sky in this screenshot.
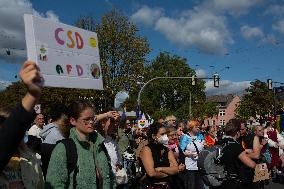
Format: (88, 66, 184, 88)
(0, 0, 284, 94)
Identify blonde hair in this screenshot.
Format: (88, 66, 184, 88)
(165, 115, 176, 122)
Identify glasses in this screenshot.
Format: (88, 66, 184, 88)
(79, 116, 96, 125)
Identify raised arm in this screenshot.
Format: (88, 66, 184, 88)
(0, 61, 42, 172)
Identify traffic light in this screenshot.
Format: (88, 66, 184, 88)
(267, 79, 272, 90)
(213, 73, 219, 88)
(191, 75, 196, 86)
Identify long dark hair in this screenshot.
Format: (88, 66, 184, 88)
(147, 122, 165, 143)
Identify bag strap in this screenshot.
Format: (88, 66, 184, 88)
(192, 140, 200, 154)
(61, 138, 78, 189)
(185, 133, 200, 154)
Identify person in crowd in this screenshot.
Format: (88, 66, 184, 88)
(177, 121, 185, 139)
(40, 103, 69, 178)
(158, 117, 165, 126)
(139, 122, 183, 189)
(45, 100, 115, 189)
(165, 115, 177, 127)
(166, 127, 185, 189)
(28, 113, 45, 137)
(117, 119, 133, 156)
(180, 120, 205, 189)
(166, 127, 180, 160)
(27, 113, 45, 153)
(96, 111, 128, 189)
(200, 122, 208, 137)
(239, 123, 263, 189)
(215, 119, 256, 189)
(238, 121, 254, 149)
(253, 125, 270, 161)
(204, 126, 217, 148)
(264, 121, 284, 170)
(0, 61, 44, 188)
(0, 61, 42, 173)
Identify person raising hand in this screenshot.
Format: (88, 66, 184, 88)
(0, 60, 43, 172)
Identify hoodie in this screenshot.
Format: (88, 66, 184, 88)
(40, 123, 65, 144)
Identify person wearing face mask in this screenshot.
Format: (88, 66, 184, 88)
(139, 122, 183, 189)
(179, 120, 205, 189)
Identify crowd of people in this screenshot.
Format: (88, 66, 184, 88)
(1, 61, 284, 189)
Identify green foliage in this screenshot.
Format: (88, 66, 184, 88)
(0, 82, 26, 109)
(236, 80, 276, 120)
(129, 52, 207, 120)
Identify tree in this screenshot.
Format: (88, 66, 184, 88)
(129, 52, 207, 120)
(236, 80, 276, 121)
(0, 82, 104, 116)
(75, 9, 150, 107)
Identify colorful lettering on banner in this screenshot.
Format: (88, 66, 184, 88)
(76, 65, 83, 76)
(55, 28, 86, 49)
(56, 65, 64, 75)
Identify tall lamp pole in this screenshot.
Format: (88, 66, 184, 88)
(137, 74, 220, 116)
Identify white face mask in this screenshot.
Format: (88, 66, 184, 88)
(158, 134, 169, 145)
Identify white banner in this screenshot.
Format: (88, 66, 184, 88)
(24, 14, 103, 89)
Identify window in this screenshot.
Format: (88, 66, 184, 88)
(212, 120, 216, 125)
(219, 110, 226, 116)
(207, 120, 210, 126)
(220, 120, 225, 126)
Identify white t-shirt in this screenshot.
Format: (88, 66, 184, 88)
(185, 136, 204, 170)
(104, 137, 122, 173)
(27, 125, 43, 139)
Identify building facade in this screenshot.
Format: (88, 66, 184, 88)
(204, 94, 240, 127)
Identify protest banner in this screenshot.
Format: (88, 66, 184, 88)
(24, 14, 103, 89)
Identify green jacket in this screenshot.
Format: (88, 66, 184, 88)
(45, 128, 115, 189)
(117, 128, 130, 155)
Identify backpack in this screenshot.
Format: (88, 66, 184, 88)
(197, 145, 226, 187)
(59, 138, 78, 188)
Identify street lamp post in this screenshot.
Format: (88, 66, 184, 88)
(137, 74, 220, 116)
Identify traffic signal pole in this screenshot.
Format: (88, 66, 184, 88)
(137, 74, 220, 114)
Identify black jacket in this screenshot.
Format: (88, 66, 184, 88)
(0, 104, 35, 172)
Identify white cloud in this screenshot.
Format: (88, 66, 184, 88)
(205, 80, 251, 95)
(264, 4, 284, 17)
(195, 69, 207, 78)
(0, 80, 11, 91)
(262, 34, 279, 45)
(211, 0, 263, 16)
(241, 25, 264, 39)
(131, 6, 164, 26)
(154, 9, 232, 54)
(273, 19, 284, 35)
(0, 0, 59, 64)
